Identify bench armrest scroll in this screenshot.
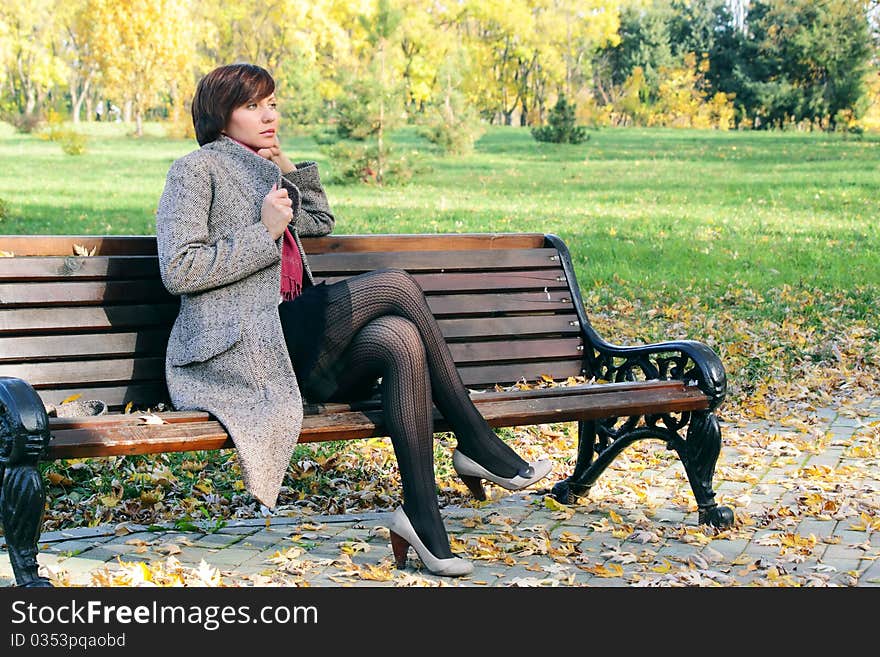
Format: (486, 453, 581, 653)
(544, 234, 726, 410)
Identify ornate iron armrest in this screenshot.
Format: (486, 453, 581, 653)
(589, 338, 727, 410)
(543, 234, 725, 408)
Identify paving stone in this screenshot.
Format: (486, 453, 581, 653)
(859, 559, 880, 585)
(191, 533, 246, 549)
(216, 526, 261, 536)
(800, 451, 842, 468)
(579, 576, 627, 587)
(43, 539, 98, 557)
(793, 519, 837, 538)
(822, 543, 867, 561)
(832, 528, 871, 544)
(703, 538, 749, 560)
(817, 557, 861, 575)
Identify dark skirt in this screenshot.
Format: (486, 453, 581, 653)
(277, 281, 377, 403)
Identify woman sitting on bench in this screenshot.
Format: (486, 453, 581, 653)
(155, 63, 551, 577)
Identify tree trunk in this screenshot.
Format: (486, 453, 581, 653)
(24, 87, 37, 117)
(124, 100, 133, 123)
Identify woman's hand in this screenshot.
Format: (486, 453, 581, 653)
(257, 135, 296, 174)
(261, 184, 293, 240)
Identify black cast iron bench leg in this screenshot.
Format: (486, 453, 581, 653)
(552, 411, 734, 528)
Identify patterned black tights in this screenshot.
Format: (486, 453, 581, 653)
(281, 269, 529, 559)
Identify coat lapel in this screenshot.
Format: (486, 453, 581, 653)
(205, 136, 281, 194)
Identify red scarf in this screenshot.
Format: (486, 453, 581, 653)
(225, 135, 304, 301)
(280, 227, 304, 301)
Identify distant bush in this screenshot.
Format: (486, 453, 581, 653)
(9, 112, 44, 134)
(322, 140, 425, 186)
(58, 131, 87, 155)
(0, 197, 9, 221)
(531, 95, 589, 144)
(40, 111, 87, 155)
(421, 99, 485, 156)
(311, 126, 340, 146)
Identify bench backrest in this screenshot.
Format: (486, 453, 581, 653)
(0, 233, 586, 411)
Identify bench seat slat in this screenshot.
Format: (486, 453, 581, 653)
(1, 286, 572, 314)
(0, 236, 159, 256)
(46, 384, 708, 458)
(438, 315, 579, 339)
(33, 383, 167, 409)
(0, 323, 580, 361)
(21, 359, 587, 402)
(0, 357, 164, 387)
(0, 330, 170, 361)
(308, 248, 560, 273)
(0, 256, 160, 281)
(4, 340, 584, 386)
(459, 360, 585, 387)
(0, 305, 180, 334)
(451, 338, 583, 363)
(428, 291, 574, 315)
(304, 234, 546, 253)
(0, 281, 174, 306)
(317, 270, 568, 292)
(0, 233, 546, 257)
(44, 380, 691, 430)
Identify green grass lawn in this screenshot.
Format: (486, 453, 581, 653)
(1, 122, 877, 296)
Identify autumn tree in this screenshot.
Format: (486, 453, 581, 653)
(0, 0, 67, 127)
(56, 0, 98, 123)
(88, 0, 196, 136)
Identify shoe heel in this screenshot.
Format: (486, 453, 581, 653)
(390, 531, 410, 569)
(459, 474, 487, 501)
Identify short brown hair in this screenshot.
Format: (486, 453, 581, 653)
(191, 63, 275, 146)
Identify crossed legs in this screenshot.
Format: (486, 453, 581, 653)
(282, 269, 531, 558)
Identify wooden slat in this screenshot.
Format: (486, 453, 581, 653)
(0, 304, 180, 334)
(44, 380, 692, 430)
(36, 383, 168, 409)
(460, 360, 585, 387)
(318, 269, 568, 292)
(302, 233, 546, 254)
(0, 256, 160, 281)
(0, 280, 173, 306)
(45, 384, 708, 458)
(308, 249, 561, 273)
(0, 357, 163, 387)
(49, 410, 211, 430)
(449, 338, 582, 364)
(438, 314, 580, 340)
(3, 337, 585, 381)
(16, 358, 585, 395)
(0, 236, 158, 256)
(0, 330, 170, 362)
(426, 291, 574, 316)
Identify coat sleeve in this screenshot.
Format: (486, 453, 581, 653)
(281, 161, 335, 237)
(156, 156, 281, 295)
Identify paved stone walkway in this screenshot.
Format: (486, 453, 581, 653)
(2, 402, 878, 587)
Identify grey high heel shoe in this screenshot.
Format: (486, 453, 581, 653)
(452, 450, 553, 501)
(387, 507, 473, 577)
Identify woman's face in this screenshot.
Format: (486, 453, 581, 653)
(224, 94, 279, 150)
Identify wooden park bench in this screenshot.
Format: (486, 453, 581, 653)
(0, 232, 733, 586)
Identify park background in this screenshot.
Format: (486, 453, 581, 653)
(0, 0, 878, 586)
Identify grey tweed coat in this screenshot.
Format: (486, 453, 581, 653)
(155, 135, 335, 508)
